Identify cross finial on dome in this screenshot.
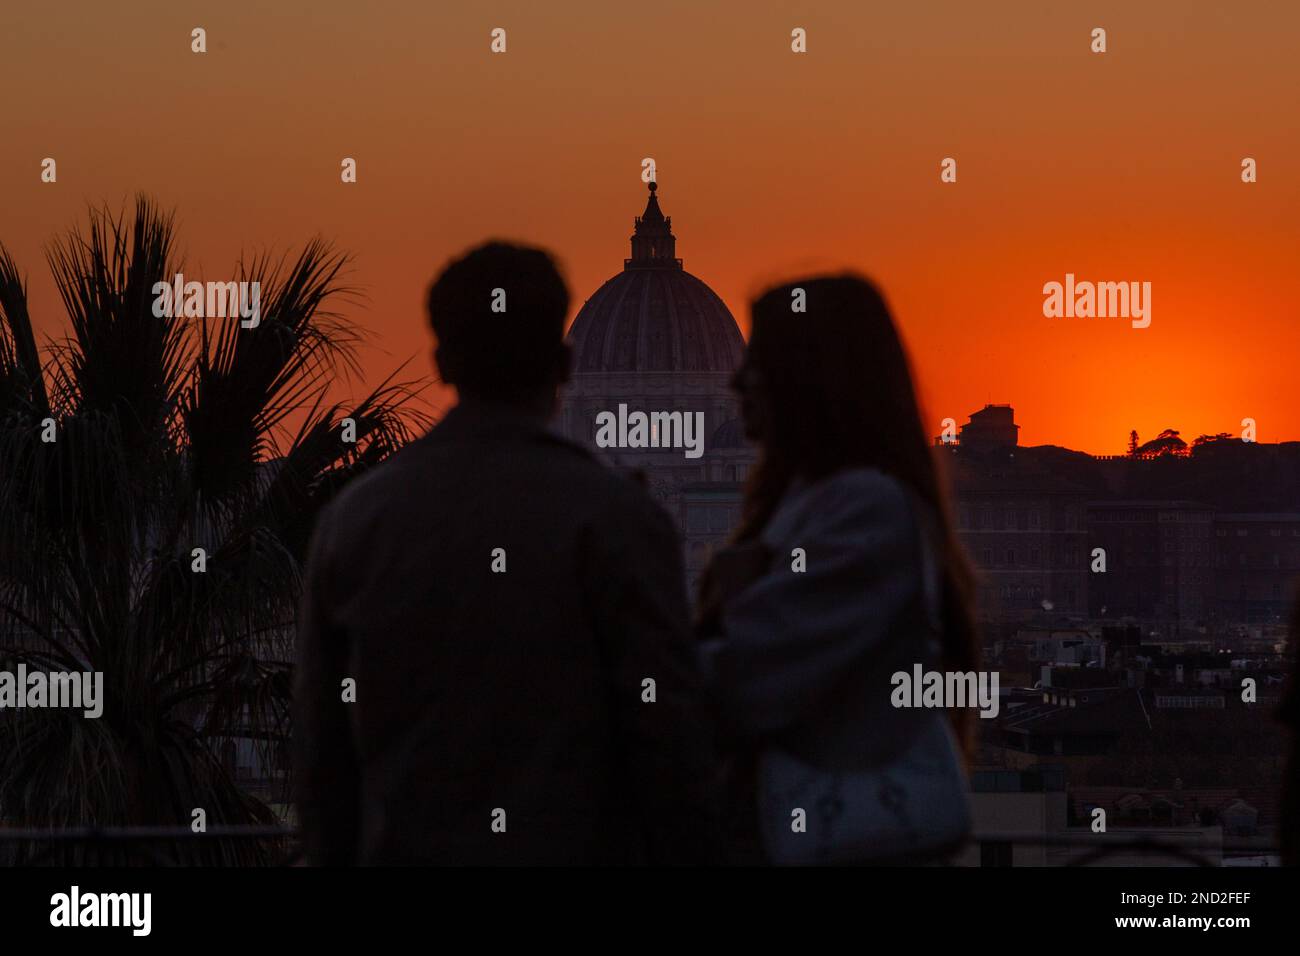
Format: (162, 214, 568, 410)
(640, 180, 665, 224)
(627, 181, 679, 269)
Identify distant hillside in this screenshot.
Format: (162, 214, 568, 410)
(948, 441, 1300, 512)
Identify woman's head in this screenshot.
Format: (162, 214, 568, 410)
(736, 275, 936, 518)
(731, 273, 980, 750)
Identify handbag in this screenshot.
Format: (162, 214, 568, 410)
(755, 493, 972, 865)
(756, 714, 971, 865)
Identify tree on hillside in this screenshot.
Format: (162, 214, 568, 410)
(1136, 428, 1188, 458)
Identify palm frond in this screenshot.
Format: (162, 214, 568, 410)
(0, 246, 50, 418)
(0, 195, 431, 864)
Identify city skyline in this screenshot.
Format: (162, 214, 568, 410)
(1, 0, 1296, 888)
(3, 0, 1297, 455)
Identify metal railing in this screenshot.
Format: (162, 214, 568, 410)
(0, 826, 1278, 867)
(0, 825, 300, 867)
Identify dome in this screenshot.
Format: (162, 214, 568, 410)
(566, 182, 744, 374)
(568, 269, 744, 373)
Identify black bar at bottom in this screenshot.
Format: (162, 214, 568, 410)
(0, 865, 1287, 941)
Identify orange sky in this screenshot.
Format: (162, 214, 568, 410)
(2, 0, 1296, 454)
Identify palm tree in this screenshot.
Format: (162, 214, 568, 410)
(0, 197, 430, 864)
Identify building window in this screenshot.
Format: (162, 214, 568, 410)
(686, 508, 707, 533)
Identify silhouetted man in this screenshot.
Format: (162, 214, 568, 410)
(293, 241, 716, 864)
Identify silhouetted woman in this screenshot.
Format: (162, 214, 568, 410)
(696, 274, 978, 865)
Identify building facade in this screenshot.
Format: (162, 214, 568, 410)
(559, 182, 755, 586)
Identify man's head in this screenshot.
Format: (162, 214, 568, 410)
(427, 241, 571, 407)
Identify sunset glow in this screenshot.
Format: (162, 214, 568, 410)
(3, 0, 1296, 454)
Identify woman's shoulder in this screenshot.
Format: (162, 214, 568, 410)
(812, 466, 911, 503)
(762, 467, 915, 547)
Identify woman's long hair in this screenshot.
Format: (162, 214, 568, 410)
(726, 274, 979, 752)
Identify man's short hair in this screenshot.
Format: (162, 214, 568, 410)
(427, 241, 570, 400)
